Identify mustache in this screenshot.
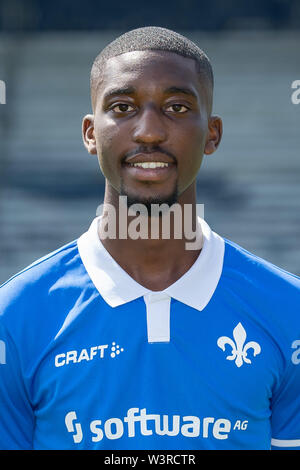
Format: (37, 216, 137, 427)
(122, 146, 177, 164)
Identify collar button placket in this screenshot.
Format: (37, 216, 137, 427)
(143, 293, 171, 343)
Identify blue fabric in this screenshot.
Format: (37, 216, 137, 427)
(0, 237, 299, 449)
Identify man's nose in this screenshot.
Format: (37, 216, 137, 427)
(132, 106, 167, 144)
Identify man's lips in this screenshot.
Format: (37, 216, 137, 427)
(123, 152, 176, 166)
(121, 152, 176, 181)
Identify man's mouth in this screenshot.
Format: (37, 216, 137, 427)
(127, 161, 170, 169)
(123, 149, 176, 164)
(122, 153, 176, 182)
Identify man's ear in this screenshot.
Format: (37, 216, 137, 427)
(204, 115, 223, 155)
(82, 114, 97, 155)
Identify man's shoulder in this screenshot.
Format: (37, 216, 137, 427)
(222, 237, 300, 329)
(223, 237, 300, 289)
(224, 239, 300, 293)
(220, 238, 300, 378)
(0, 238, 83, 323)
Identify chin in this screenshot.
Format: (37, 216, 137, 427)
(120, 180, 178, 210)
(123, 193, 178, 212)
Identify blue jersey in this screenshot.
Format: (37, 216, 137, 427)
(0, 216, 300, 450)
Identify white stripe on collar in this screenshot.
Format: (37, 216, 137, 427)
(77, 216, 224, 311)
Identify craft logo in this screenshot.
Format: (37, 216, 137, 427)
(55, 342, 124, 367)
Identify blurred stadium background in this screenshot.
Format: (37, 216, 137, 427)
(0, 0, 299, 283)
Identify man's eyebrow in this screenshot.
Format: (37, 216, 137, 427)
(163, 86, 198, 98)
(102, 85, 198, 101)
(103, 86, 136, 100)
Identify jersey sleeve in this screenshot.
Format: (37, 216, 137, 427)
(271, 346, 300, 450)
(0, 320, 34, 449)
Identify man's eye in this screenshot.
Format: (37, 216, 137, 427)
(166, 104, 189, 113)
(111, 103, 134, 113)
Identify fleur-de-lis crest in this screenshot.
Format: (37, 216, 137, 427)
(217, 323, 261, 368)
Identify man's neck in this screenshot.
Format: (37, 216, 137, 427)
(98, 185, 202, 291)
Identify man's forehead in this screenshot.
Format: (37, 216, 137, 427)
(91, 49, 212, 113)
(98, 50, 201, 95)
(104, 50, 197, 72)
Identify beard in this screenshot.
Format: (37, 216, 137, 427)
(120, 181, 179, 216)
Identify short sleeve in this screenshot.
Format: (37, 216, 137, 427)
(271, 347, 300, 450)
(0, 320, 34, 449)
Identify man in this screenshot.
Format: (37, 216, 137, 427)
(0, 26, 299, 450)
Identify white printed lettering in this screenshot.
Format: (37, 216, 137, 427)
(181, 416, 200, 437)
(212, 418, 231, 440)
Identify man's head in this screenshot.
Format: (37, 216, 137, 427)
(83, 26, 222, 209)
(90, 26, 214, 113)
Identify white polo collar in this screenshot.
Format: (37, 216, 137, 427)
(77, 216, 225, 311)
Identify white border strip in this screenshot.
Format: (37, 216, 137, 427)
(271, 438, 300, 447)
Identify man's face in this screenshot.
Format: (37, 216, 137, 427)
(83, 50, 221, 207)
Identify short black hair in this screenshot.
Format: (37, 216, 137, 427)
(90, 26, 214, 110)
